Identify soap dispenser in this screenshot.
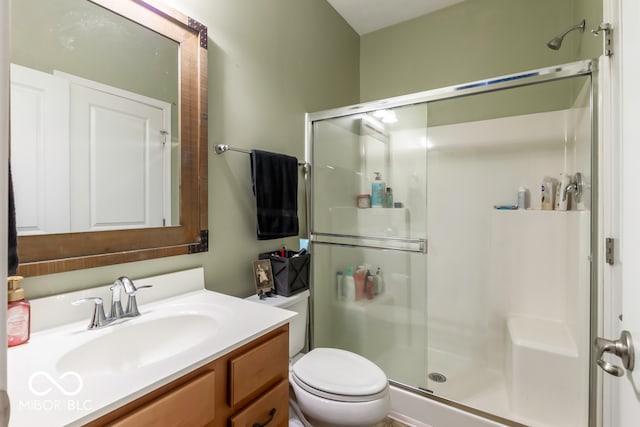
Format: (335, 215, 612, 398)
(7, 276, 30, 347)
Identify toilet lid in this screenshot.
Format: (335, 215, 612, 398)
(292, 348, 388, 396)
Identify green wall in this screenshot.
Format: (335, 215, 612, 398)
(20, 0, 360, 299)
(575, 0, 604, 60)
(360, 0, 602, 103)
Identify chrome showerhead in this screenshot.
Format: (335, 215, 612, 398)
(547, 19, 586, 50)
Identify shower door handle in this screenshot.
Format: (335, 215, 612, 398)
(594, 330, 635, 377)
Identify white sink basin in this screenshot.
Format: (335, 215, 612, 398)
(8, 269, 297, 427)
(56, 311, 220, 378)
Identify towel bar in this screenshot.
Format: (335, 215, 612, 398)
(214, 144, 308, 167)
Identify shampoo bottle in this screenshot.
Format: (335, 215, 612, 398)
(7, 276, 30, 347)
(371, 172, 385, 208)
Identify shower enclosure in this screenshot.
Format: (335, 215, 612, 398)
(306, 60, 595, 427)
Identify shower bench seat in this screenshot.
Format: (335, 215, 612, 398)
(506, 316, 585, 427)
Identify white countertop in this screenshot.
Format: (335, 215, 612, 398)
(7, 268, 296, 426)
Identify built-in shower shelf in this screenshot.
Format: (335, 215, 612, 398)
(493, 208, 587, 214)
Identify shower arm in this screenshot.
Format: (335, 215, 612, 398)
(557, 20, 586, 40)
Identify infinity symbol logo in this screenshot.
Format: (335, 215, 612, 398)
(28, 371, 83, 397)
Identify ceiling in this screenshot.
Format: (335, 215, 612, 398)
(326, 0, 466, 35)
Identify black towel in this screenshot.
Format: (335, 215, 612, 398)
(250, 150, 299, 240)
(8, 162, 19, 275)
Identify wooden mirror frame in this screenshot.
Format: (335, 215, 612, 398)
(16, 0, 208, 277)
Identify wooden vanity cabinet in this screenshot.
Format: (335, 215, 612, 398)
(85, 325, 289, 427)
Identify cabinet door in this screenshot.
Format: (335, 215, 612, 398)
(228, 331, 288, 407)
(228, 380, 288, 427)
(109, 370, 215, 427)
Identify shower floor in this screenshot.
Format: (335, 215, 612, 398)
(377, 345, 558, 427)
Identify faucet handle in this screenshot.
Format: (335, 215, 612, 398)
(129, 285, 153, 296)
(124, 283, 152, 317)
(119, 276, 152, 295)
(72, 297, 108, 330)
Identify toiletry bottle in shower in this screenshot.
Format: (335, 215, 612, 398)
(342, 267, 355, 302)
(354, 265, 367, 300)
(371, 172, 385, 208)
(555, 173, 570, 211)
(541, 176, 555, 210)
(374, 267, 385, 295)
(517, 186, 527, 209)
(336, 271, 344, 301)
(366, 273, 375, 300)
(384, 187, 394, 208)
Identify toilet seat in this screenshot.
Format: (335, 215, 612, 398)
(291, 372, 388, 403)
(291, 348, 388, 402)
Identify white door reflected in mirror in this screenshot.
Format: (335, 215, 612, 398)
(11, 65, 172, 235)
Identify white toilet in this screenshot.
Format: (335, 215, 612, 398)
(246, 289, 390, 427)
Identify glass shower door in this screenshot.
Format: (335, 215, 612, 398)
(309, 103, 429, 387)
(308, 62, 594, 427)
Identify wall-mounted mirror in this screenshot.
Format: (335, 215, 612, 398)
(10, 0, 208, 276)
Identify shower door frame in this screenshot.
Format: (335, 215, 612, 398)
(305, 59, 600, 427)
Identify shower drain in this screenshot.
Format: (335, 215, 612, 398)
(428, 372, 447, 383)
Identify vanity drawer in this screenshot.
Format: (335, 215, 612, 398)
(228, 379, 289, 427)
(108, 370, 215, 427)
(228, 330, 288, 407)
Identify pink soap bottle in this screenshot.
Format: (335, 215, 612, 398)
(7, 276, 30, 347)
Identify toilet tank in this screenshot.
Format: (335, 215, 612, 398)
(245, 289, 310, 358)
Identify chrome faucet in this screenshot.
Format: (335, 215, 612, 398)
(560, 172, 584, 203)
(72, 276, 152, 330)
(109, 279, 126, 320)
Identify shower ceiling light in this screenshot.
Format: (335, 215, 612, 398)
(373, 109, 398, 124)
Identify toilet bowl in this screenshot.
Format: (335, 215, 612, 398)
(246, 290, 390, 427)
(290, 347, 390, 427)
